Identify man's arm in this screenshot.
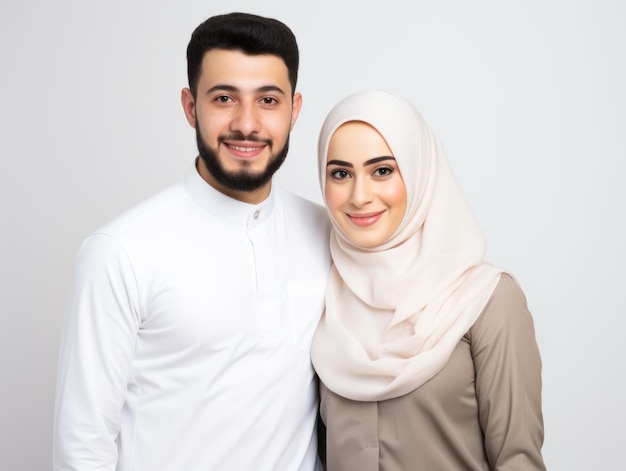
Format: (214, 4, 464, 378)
(53, 233, 141, 470)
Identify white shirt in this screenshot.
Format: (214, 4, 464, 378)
(54, 164, 331, 471)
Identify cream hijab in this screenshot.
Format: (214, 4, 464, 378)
(311, 90, 504, 402)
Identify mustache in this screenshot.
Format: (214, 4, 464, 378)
(219, 132, 272, 146)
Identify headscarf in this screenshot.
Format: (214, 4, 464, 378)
(311, 90, 504, 401)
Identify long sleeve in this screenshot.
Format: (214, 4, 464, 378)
(53, 233, 141, 470)
(470, 274, 546, 470)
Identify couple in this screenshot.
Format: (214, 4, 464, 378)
(53, 12, 545, 471)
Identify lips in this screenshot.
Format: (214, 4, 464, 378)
(223, 142, 266, 159)
(347, 211, 384, 227)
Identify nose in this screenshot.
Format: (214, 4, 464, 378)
(349, 176, 373, 208)
(230, 101, 262, 136)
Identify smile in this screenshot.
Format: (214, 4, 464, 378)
(224, 142, 266, 159)
(347, 211, 384, 227)
(228, 144, 264, 152)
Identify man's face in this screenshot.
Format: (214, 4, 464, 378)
(182, 49, 302, 203)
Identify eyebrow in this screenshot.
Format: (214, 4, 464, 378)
(326, 156, 395, 168)
(205, 84, 287, 96)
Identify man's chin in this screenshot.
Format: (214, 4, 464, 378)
(196, 129, 289, 194)
(214, 168, 272, 193)
(221, 160, 266, 173)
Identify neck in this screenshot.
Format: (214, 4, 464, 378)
(196, 158, 271, 204)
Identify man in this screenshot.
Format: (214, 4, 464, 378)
(53, 13, 331, 470)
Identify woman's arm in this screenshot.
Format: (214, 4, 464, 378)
(470, 274, 546, 470)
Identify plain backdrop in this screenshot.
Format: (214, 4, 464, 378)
(1, 0, 624, 469)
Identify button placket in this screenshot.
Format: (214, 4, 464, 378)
(247, 216, 282, 337)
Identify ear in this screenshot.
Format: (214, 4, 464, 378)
(181, 87, 196, 128)
(289, 92, 303, 130)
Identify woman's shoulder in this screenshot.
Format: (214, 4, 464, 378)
(490, 273, 527, 306)
(468, 273, 536, 344)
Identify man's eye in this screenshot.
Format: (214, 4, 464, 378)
(216, 96, 231, 103)
(261, 97, 277, 105)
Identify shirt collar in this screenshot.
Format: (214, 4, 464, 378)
(184, 161, 275, 227)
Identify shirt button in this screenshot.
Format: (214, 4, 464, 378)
(253, 210, 260, 219)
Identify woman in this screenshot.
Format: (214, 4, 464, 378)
(311, 90, 546, 470)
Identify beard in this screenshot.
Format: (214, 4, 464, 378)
(196, 126, 289, 193)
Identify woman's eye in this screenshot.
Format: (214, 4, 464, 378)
(374, 167, 393, 177)
(331, 169, 350, 179)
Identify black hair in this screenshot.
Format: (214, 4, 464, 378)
(186, 12, 299, 99)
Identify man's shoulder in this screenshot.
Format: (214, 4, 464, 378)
(274, 187, 332, 266)
(275, 187, 329, 226)
(275, 187, 325, 214)
(94, 182, 188, 238)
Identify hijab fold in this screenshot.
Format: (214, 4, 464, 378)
(311, 90, 504, 401)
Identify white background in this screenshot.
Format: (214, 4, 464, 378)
(1, 0, 624, 469)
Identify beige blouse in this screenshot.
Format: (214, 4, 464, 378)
(319, 274, 546, 470)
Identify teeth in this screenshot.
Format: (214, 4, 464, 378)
(230, 144, 261, 152)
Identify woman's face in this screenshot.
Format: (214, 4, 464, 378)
(324, 121, 407, 248)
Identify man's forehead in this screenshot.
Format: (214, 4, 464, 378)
(199, 49, 291, 93)
(201, 49, 287, 73)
